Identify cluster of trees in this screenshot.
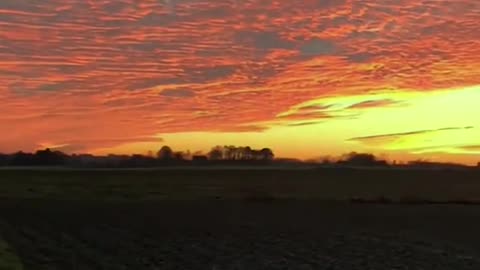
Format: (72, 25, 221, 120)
(333, 152, 474, 169)
(0, 149, 69, 166)
(207, 146, 274, 161)
(336, 152, 388, 167)
(0, 145, 275, 168)
(155, 145, 274, 162)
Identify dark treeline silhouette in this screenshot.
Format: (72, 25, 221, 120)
(0, 147, 478, 169)
(207, 146, 274, 161)
(0, 145, 275, 168)
(336, 152, 388, 167)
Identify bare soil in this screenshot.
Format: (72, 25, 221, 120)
(2, 168, 480, 269)
(2, 200, 480, 269)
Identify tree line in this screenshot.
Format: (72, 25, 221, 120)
(0, 147, 476, 169)
(0, 145, 275, 168)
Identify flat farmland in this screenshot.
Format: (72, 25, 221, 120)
(1, 167, 480, 201)
(1, 168, 480, 269)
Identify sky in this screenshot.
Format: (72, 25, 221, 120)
(1, 0, 480, 164)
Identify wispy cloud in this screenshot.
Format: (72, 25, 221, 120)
(349, 126, 474, 142)
(347, 99, 402, 109)
(348, 126, 476, 150)
(457, 145, 480, 153)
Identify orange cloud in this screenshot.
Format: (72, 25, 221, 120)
(0, 0, 479, 161)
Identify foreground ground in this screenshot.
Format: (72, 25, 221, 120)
(1, 167, 480, 201)
(1, 168, 480, 269)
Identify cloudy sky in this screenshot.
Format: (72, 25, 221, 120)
(1, 0, 480, 163)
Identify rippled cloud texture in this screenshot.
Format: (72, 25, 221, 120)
(1, 0, 480, 163)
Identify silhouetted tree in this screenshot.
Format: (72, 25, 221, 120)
(0, 154, 7, 166)
(206, 146, 275, 162)
(157, 146, 174, 160)
(340, 152, 387, 167)
(224, 145, 237, 160)
(34, 148, 67, 166)
(259, 148, 274, 161)
(173, 151, 187, 161)
(208, 146, 223, 160)
(10, 151, 34, 166)
(242, 146, 253, 160)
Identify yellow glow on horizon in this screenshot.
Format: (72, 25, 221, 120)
(95, 85, 480, 165)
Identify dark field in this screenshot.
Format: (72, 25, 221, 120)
(2, 168, 480, 269)
(2, 168, 480, 201)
